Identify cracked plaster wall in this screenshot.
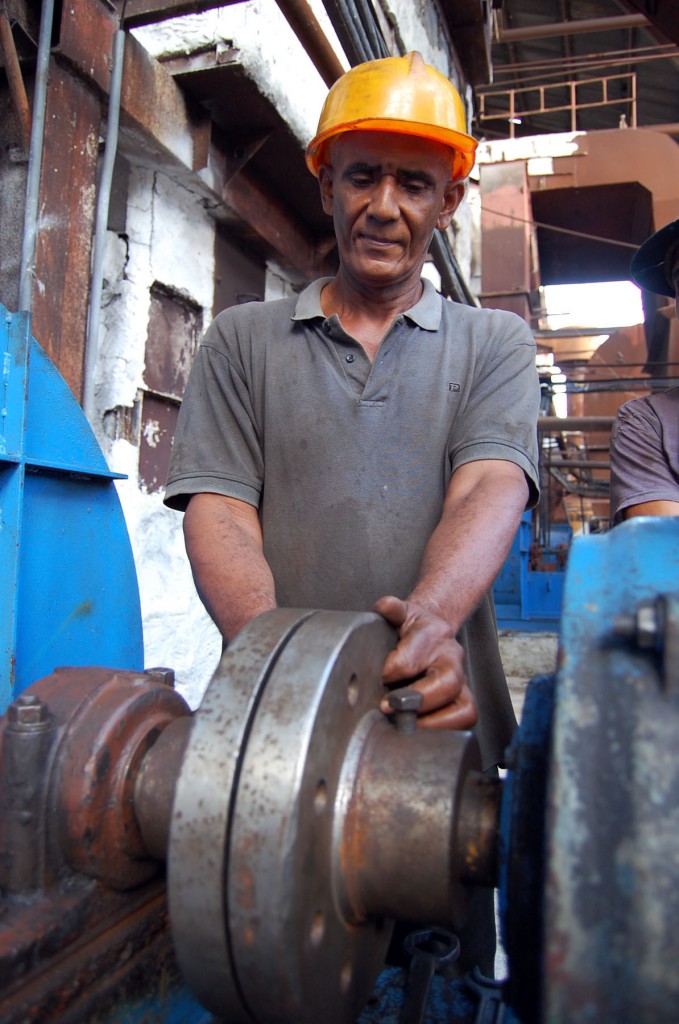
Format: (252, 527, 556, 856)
(98, 164, 220, 708)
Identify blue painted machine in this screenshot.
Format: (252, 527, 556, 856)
(0, 308, 677, 1024)
(0, 305, 143, 710)
(493, 512, 570, 631)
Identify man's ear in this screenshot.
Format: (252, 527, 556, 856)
(437, 180, 466, 231)
(318, 164, 335, 217)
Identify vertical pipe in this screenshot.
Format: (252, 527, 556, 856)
(83, 28, 126, 422)
(18, 0, 56, 313)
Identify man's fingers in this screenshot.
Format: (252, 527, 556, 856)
(373, 594, 408, 628)
(374, 596, 477, 732)
(416, 692, 478, 731)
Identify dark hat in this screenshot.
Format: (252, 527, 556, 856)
(630, 218, 679, 297)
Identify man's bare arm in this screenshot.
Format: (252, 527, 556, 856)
(375, 460, 529, 729)
(623, 499, 679, 519)
(183, 492, 277, 641)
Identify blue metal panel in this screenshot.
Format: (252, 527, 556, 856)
(561, 516, 679, 636)
(494, 513, 567, 631)
(0, 304, 143, 710)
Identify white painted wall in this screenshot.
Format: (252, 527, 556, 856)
(94, 3, 479, 709)
(98, 164, 221, 708)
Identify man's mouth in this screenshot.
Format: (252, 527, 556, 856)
(360, 234, 399, 247)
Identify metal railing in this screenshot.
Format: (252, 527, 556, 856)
(479, 72, 637, 136)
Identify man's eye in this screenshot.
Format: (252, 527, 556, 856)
(349, 174, 373, 187)
(403, 180, 428, 195)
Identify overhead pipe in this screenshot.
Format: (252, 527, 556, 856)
(321, 0, 376, 66)
(18, 0, 56, 313)
(497, 14, 649, 45)
(274, 0, 345, 87)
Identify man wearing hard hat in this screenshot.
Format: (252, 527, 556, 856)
(166, 54, 539, 776)
(609, 218, 679, 524)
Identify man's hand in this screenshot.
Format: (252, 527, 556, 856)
(373, 595, 477, 730)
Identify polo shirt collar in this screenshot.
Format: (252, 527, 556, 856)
(291, 277, 442, 331)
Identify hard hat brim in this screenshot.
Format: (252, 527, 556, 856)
(305, 119, 478, 181)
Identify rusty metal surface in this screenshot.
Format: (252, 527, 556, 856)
(222, 164, 319, 279)
(30, 61, 99, 399)
(44, 668, 190, 888)
(139, 393, 180, 494)
(274, 0, 345, 88)
(479, 161, 538, 324)
(171, 608, 498, 1024)
(544, 520, 679, 1022)
(144, 284, 201, 398)
(0, 879, 187, 1024)
(0, 668, 191, 893)
(135, 715, 192, 861)
(338, 719, 486, 928)
(169, 608, 315, 1021)
(228, 611, 396, 1024)
(0, 7, 31, 148)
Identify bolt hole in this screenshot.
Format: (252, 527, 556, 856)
(310, 911, 325, 947)
(347, 673, 359, 706)
(340, 958, 352, 993)
(314, 780, 327, 814)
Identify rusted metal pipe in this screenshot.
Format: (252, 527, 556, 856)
(274, 0, 345, 87)
(134, 715, 192, 861)
(497, 14, 648, 44)
(338, 716, 497, 929)
(0, 5, 31, 149)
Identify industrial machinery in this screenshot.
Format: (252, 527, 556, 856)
(1, 306, 678, 1023)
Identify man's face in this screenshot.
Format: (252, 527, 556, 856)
(318, 131, 464, 291)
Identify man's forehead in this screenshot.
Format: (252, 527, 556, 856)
(331, 130, 453, 170)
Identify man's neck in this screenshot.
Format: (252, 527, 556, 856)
(320, 272, 424, 361)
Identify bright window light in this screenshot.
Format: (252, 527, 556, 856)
(542, 281, 644, 330)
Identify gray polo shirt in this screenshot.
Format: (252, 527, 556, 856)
(165, 278, 540, 767)
(610, 389, 679, 524)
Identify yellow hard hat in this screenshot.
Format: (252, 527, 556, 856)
(306, 52, 477, 182)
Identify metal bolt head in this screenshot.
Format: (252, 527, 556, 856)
(614, 598, 664, 651)
(387, 688, 423, 734)
(388, 689, 424, 714)
(144, 667, 176, 688)
(7, 693, 49, 727)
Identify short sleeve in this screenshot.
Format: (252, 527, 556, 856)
(447, 308, 540, 508)
(164, 316, 264, 512)
(609, 396, 679, 524)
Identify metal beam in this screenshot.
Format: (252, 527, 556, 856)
(121, 0, 244, 30)
(497, 14, 649, 44)
(622, 0, 679, 46)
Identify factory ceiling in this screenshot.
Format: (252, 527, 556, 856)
(476, 0, 679, 140)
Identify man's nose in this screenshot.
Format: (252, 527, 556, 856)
(367, 175, 400, 219)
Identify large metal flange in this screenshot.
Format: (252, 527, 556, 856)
(168, 608, 397, 1023)
(168, 608, 316, 1020)
(227, 610, 396, 1024)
